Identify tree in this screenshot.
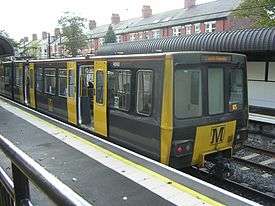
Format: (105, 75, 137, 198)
(104, 25, 117, 44)
(233, 0, 275, 27)
(58, 12, 88, 56)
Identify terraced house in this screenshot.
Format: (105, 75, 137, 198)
(89, 0, 251, 52)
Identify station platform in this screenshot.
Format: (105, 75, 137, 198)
(0, 96, 258, 206)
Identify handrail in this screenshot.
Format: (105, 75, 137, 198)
(0, 134, 92, 206)
(0, 166, 14, 199)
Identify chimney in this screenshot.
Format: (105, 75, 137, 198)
(184, 0, 196, 9)
(42, 31, 48, 40)
(32, 34, 38, 41)
(23, 36, 29, 42)
(89, 20, 97, 30)
(142, 5, 152, 18)
(111, 14, 120, 25)
(54, 28, 61, 37)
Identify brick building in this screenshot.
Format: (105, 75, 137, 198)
(89, 0, 251, 53)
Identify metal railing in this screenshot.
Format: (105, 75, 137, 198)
(0, 134, 92, 206)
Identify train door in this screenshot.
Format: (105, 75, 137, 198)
(67, 61, 77, 124)
(28, 63, 36, 108)
(94, 60, 107, 136)
(24, 64, 31, 105)
(78, 64, 94, 130)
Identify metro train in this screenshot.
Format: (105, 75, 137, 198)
(0, 51, 248, 169)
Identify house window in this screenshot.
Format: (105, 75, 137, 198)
(185, 25, 192, 35)
(144, 31, 149, 39)
(99, 38, 105, 46)
(195, 23, 201, 34)
(130, 33, 135, 41)
(152, 29, 161, 39)
(172, 26, 182, 36)
(116, 35, 121, 43)
(205, 21, 216, 33)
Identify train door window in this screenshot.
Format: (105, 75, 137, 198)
(175, 69, 202, 119)
(15, 66, 21, 86)
(136, 70, 153, 116)
(36, 68, 43, 92)
(44, 68, 56, 95)
(68, 70, 75, 97)
(58, 69, 67, 97)
(208, 68, 224, 115)
(29, 68, 34, 89)
(229, 69, 243, 111)
(96, 71, 104, 104)
(108, 70, 131, 111)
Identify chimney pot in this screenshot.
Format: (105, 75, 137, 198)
(142, 5, 152, 18)
(111, 13, 120, 25)
(42, 31, 48, 40)
(23, 36, 29, 42)
(184, 0, 196, 9)
(89, 20, 97, 30)
(32, 34, 38, 41)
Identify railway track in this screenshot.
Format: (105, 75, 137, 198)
(183, 167, 275, 206)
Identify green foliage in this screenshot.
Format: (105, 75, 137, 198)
(104, 25, 117, 44)
(58, 12, 88, 56)
(233, 0, 275, 27)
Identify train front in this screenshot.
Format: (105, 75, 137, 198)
(170, 52, 248, 169)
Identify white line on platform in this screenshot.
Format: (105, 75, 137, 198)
(249, 113, 275, 124)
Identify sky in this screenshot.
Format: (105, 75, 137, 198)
(0, 0, 213, 40)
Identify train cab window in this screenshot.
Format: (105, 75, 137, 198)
(208, 68, 224, 115)
(175, 69, 202, 119)
(36, 68, 43, 92)
(44, 68, 56, 95)
(136, 70, 153, 116)
(108, 70, 131, 111)
(96, 71, 104, 104)
(229, 69, 244, 111)
(58, 69, 67, 97)
(68, 70, 75, 97)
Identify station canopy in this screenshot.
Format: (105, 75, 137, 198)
(96, 27, 275, 60)
(0, 35, 14, 57)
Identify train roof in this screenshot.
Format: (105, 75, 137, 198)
(96, 27, 275, 56)
(0, 35, 14, 57)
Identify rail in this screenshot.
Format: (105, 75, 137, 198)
(0, 134, 92, 206)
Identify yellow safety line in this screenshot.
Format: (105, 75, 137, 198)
(6, 102, 224, 206)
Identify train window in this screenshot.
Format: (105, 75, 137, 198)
(175, 69, 202, 119)
(36, 68, 43, 92)
(44, 68, 56, 95)
(96, 71, 104, 104)
(58, 69, 67, 97)
(208, 68, 224, 115)
(108, 70, 131, 111)
(136, 70, 153, 116)
(68, 70, 75, 97)
(229, 69, 243, 111)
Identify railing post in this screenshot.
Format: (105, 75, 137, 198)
(12, 163, 30, 206)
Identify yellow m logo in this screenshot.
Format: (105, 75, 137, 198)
(210, 126, 225, 145)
